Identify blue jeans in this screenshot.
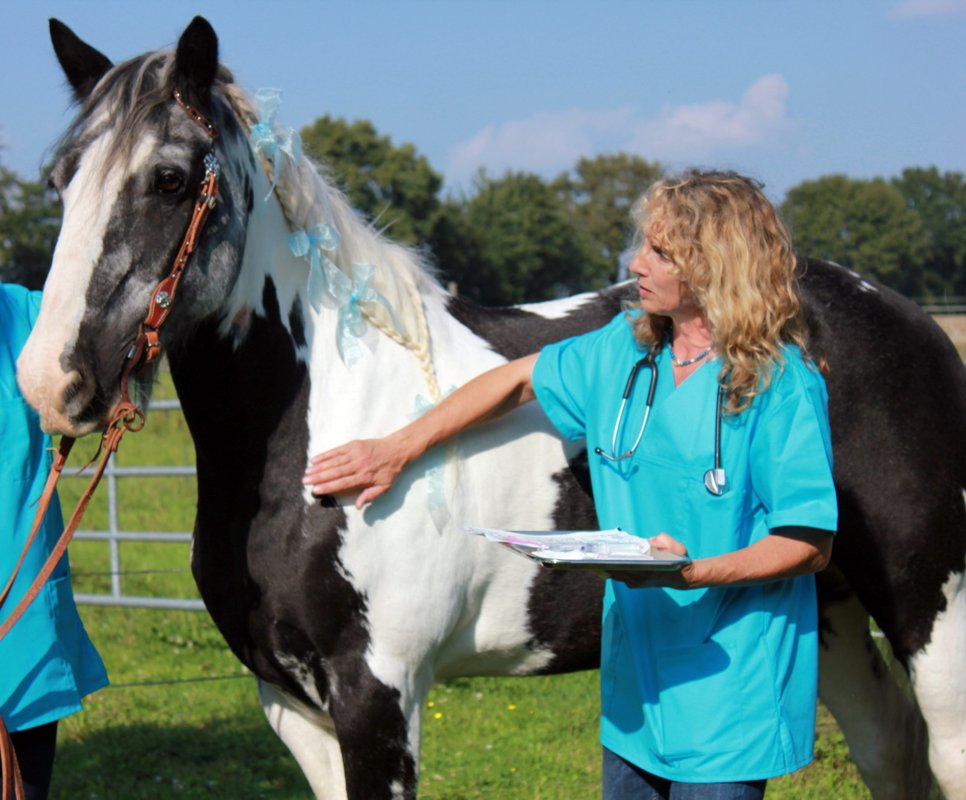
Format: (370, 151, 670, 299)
(602, 747, 767, 800)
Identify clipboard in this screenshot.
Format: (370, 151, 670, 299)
(465, 527, 691, 572)
(507, 545, 690, 571)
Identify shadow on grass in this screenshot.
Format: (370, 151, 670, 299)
(50, 716, 310, 800)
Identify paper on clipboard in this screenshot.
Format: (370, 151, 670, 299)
(464, 527, 691, 571)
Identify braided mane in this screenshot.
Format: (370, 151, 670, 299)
(219, 81, 445, 399)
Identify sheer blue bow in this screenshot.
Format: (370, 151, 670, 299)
(412, 388, 456, 531)
(289, 223, 404, 367)
(289, 225, 341, 312)
(250, 88, 302, 200)
(328, 263, 399, 366)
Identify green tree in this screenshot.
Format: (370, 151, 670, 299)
(300, 116, 442, 246)
(439, 170, 596, 306)
(781, 174, 929, 296)
(892, 167, 966, 298)
(0, 163, 61, 290)
(553, 153, 663, 287)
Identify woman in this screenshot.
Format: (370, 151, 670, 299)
(303, 170, 837, 798)
(1, 282, 108, 799)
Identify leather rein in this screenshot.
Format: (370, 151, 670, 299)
(0, 90, 220, 800)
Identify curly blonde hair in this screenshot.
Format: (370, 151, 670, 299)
(630, 169, 810, 413)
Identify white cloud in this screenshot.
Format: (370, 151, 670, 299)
(626, 74, 791, 160)
(445, 75, 793, 188)
(889, 0, 966, 18)
(447, 106, 635, 187)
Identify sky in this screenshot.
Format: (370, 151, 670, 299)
(1, 0, 964, 204)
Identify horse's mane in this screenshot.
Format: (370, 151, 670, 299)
(219, 81, 446, 381)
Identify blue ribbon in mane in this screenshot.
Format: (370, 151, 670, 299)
(289, 227, 403, 367)
(412, 388, 456, 531)
(250, 88, 302, 201)
(289, 224, 341, 311)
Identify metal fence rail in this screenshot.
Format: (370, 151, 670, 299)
(69, 399, 205, 612)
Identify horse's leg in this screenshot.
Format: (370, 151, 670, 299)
(908, 565, 966, 799)
(324, 661, 427, 800)
(259, 680, 348, 799)
(817, 569, 935, 799)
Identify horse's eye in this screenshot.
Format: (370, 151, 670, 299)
(155, 169, 185, 195)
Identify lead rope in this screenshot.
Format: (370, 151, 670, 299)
(0, 88, 218, 800)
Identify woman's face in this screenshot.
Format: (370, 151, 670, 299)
(628, 229, 695, 319)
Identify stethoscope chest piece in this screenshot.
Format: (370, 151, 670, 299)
(703, 467, 728, 496)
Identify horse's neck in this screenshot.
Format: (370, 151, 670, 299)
(180, 158, 453, 456)
(223, 159, 441, 345)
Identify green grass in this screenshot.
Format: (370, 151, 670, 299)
(48, 371, 870, 798)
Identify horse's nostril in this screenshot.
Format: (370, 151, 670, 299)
(59, 369, 95, 417)
(62, 374, 82, 406)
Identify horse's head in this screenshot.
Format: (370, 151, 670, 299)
(18, 17, 256, 435)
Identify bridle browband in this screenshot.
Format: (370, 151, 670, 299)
(0, 89, 220, 800)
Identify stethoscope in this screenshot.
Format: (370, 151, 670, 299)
(592, 351, 728, 496)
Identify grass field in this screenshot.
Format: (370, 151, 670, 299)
(44, 372, 880, 799)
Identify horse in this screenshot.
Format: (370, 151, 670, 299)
(15, 16, 966, 800)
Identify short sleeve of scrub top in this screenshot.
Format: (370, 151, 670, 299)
(532, 312, 631, 442)
(750, 363, 836, 530)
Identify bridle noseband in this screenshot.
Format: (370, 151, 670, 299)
(0, 89, 222, 800)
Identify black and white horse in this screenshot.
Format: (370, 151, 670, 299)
(17, 17, 966, 800)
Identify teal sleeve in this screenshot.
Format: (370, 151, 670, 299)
(532, 337, 591, 441)
(750, 360, 838, 533)
(27, 289, 43, 327)
(531, 313, 629, 442)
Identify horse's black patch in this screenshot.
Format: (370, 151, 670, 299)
(446, 283, 635, 359)
(288, 297, 306, 350)
(169, 277, 416, 797)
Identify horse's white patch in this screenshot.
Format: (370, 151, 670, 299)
(829, 261, 879, 293)
(818, 585, 933, 798)
(17, 131, 156, 431)
(259, 680, 348, 800)
(909, 562, 966, 798)
(516, 290, 602, 319)
(298, 235, 566, 702)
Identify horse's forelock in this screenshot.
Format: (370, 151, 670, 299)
(53, 50, 235, 183)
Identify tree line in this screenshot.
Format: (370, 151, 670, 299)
(2, 115, 964, 306)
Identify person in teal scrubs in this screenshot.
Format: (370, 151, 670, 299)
(1, 283, 108, 800)
(303, 170, 837, 799)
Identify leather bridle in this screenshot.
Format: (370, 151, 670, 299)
(0, 89, 220, 800)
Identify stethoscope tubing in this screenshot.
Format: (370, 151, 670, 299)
(595, 350, 727, 495)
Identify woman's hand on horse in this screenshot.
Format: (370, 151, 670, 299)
(304, 438, 407, 508)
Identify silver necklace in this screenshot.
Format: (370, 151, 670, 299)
(668, 343, 714, 367)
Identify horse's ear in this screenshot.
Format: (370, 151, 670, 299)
(174, 16, 220, 109)
(49, 19, 113, 101)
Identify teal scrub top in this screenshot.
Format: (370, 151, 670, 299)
(0, 283, 108, 732)
(532, 312, 837, 783)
